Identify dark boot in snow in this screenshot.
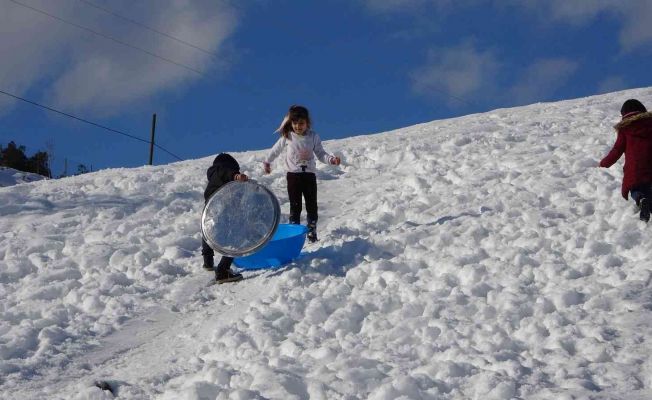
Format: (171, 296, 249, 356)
(202, 255, 215, 271)
(307, 221, 318, 243)
(215, 268, 243, 284)
(640, 198, 650, 222)
(215, 256, 242, 283)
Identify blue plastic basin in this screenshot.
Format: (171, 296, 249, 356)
(234, 224, 308, 270)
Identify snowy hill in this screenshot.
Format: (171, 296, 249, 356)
(0, 166, 48, 187)
(2, 88, 652, 399)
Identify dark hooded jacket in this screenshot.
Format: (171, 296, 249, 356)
(600, 112, 652, 199)
(203, 153, 240, 201)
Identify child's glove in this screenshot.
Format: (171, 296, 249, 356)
(329, 156, 341, 166)
(234, 173, 248, 181)
(263, 162, 271, 174)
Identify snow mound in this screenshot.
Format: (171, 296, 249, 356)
(0, 166, 48, 187)
(2, 88, 652, 399)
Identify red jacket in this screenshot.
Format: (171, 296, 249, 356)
(600, 112, 652, 199)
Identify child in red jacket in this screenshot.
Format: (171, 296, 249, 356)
(600, 99, 652, 222)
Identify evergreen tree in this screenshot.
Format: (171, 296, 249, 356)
(1, 141, 52, 178)
(27, 151, 52, 178)
(0, 142, 29, 172)
(76, 164, 89, 175)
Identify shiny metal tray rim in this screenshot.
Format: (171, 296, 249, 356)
(201, 180, 281, 257)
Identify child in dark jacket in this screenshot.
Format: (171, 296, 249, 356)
(600, 99, 652, 222)
(202, 153, 248, 283)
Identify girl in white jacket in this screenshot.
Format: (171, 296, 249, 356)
(263, 105, 340, 242)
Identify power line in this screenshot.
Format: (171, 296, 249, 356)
(8, 0, 205, 76)
(77, 0, 219, 58)
(0, 88, 183, 161)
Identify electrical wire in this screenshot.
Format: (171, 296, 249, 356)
(0, 88, 183, 161)
(77, 0, 219, 57)
(8, 0, 205, 76)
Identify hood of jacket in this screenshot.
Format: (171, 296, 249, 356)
(614, 111, 652, 132)
(212, 153, 239, 170)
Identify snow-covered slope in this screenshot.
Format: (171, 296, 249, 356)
(0, 166, 48, 187)
(2, 88, 652, 399)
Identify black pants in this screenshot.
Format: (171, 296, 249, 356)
(202, 236, 233, 270)
(631, 183, 652, 205)
(287, 172, 318, 224)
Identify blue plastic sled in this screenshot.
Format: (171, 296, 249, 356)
(234, 224, 308, 270)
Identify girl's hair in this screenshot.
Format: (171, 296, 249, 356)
(276, 105, 311, 139)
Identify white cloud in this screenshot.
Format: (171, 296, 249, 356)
(411, 42, 501, 106)
(617, 1, 652, 51)
(412, 46, 578, 108)
(597, 76, 628, 94)
(363, 0, 652, 52)
(361, 0, 483, 14)
(507, 58, 578, 105)
(361, 0, 428, 13)
(0, 0, 237, 116)
(539, 0, 618, 23)
(514, 0, 652, 52)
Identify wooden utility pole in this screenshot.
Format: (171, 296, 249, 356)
(149, 113, 157, 165)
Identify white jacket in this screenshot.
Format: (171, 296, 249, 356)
(264, 130, 335, 173)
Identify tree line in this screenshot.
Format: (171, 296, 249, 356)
(0, 141, 91, 178)
(1, 141, 51, 178)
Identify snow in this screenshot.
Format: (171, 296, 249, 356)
(0, 167, 48, 187)
(2, 88, 652, 399)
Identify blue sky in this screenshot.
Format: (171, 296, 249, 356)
(1, 0, 652, 176)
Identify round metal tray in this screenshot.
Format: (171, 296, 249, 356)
(201, 181, 280, 257)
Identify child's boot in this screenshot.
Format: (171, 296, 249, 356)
(640, 198, 650, 222)
(215, 257, 243, 284)
(307, 221, 318, 243)
(215, 268, 243, 284)
(202, 254, 215, 271)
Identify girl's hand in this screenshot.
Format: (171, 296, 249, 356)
(330, 156, 341, 166)
(234, 173, 248, 181)
(263, 162, 271, 174)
